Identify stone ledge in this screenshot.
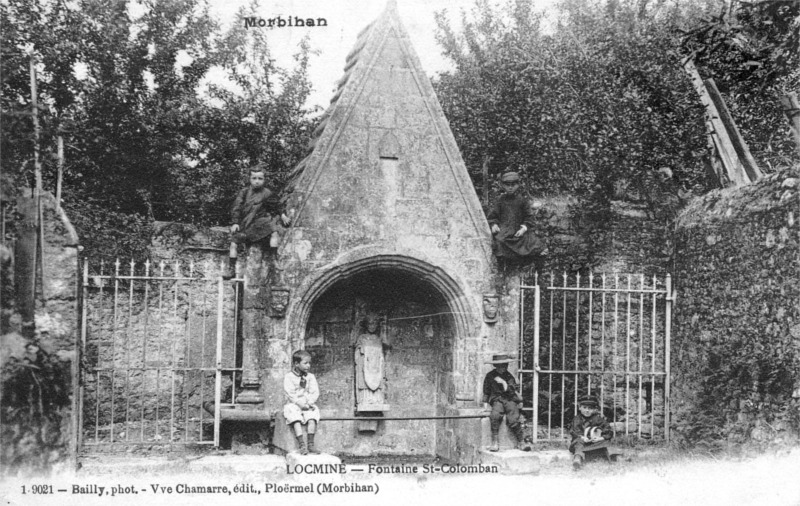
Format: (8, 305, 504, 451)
(285, 452, 342, 468)
(478, 449, 540, 475)
(220, 407, 273, 422)
(533, 449, 571, 465)
(188, 455, 285, 475)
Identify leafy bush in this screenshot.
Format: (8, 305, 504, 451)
(1, 343, 71, 475)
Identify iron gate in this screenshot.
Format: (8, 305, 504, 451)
(78, 258, 242, 451)
(519, 272, 674, 442)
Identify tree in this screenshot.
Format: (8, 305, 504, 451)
(165, 6, 318, 224)
(681, 0, 800, 170)
(1, 0, 317, 258)
(434, 0, 718, 210)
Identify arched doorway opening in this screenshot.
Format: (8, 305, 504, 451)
(302, 265, 459, 456)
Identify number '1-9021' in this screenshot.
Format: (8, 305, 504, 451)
(21, 485, 54, 494)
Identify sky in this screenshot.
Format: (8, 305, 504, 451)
(204, 0, 556, 110)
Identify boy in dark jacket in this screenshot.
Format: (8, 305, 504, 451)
(223, 164, 289, 279)
(487, 171, 546, 263)
(570, 395, 613, 470)
(482, 353, 531, 452)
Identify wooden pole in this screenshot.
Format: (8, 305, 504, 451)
(30, 58, 42, 195)
(704, 120, 726, 187)
(30, 57, 46, 304)
(38, 186, 46, 304)
(682, 58, 762, 186)
(779, 93, 800, 156)
(57, 135, 64, 211)
(482, 155, 490, 206)
(704, 78, 763, 183)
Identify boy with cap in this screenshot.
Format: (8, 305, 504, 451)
(223, 164, 290, 279)
(482, 353, 531, 452)
(487, 171, 546, 263)
(569, 395, 613, 470)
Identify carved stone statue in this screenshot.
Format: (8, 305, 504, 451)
(270, 287, 290, 318)
(483, 294, 499, 323)
(353, 313, 391, 412)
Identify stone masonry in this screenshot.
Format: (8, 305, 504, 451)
(671, 167, 800, 446)
(243, 1, 517, 463)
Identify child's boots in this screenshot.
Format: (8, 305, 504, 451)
(307, 433, 320, 454)
(296, 435, 308, 455)
(511, 424, 532, 451)
(488, 433, 500, 452)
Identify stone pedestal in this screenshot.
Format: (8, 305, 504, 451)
(272, 412, 331, 455)
(231, 246, 268, 448)
(272, 413, 297, 455)
(238, 248, 266, 403)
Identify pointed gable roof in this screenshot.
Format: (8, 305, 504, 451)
(284, 0, 490, 251)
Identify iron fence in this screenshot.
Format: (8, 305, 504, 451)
(78, 259, 242, 451)
(519, 272, 674, 442)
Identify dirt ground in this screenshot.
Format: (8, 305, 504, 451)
(2, 447, 799, 506)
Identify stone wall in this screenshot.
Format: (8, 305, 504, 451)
(671, 167, 800, 447)
(1, 192, 79, 475)
(528, 195, 673, 277)
(148, 221, 229, 265)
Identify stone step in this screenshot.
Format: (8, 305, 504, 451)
(478, 449, 541, 475)
(479, 418, 518, 450)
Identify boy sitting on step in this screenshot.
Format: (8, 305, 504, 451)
(284, 350, 321, 455)
(482, 353, 531, 452)
(569, 395, 613, 470)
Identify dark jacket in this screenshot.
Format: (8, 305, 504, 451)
(570, 412, 614, 443)
(230, 187, 282, 242)
(487, 193, 544, 258)
(482, 369, 523, 404)
(487, 193, 535, 232)
(231, 187, 281, 227)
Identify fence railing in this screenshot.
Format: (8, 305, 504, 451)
(79, 259, 242, 451)
(519, 272, 673, 442)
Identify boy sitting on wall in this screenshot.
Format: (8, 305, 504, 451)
(487, 171, 547, 265)
(223, 163, 290, 279)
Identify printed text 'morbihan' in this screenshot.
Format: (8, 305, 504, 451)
(244, 16, 328, 28)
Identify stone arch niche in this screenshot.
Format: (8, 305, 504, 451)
(288, 255, 471, 457)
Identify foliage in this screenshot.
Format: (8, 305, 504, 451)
(61, 198, 152, 261)
(681, 0, 800, 171)
(0, 343, 71, 475)
(433, 0, 713, 216)
(1, 0, 317, 258)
